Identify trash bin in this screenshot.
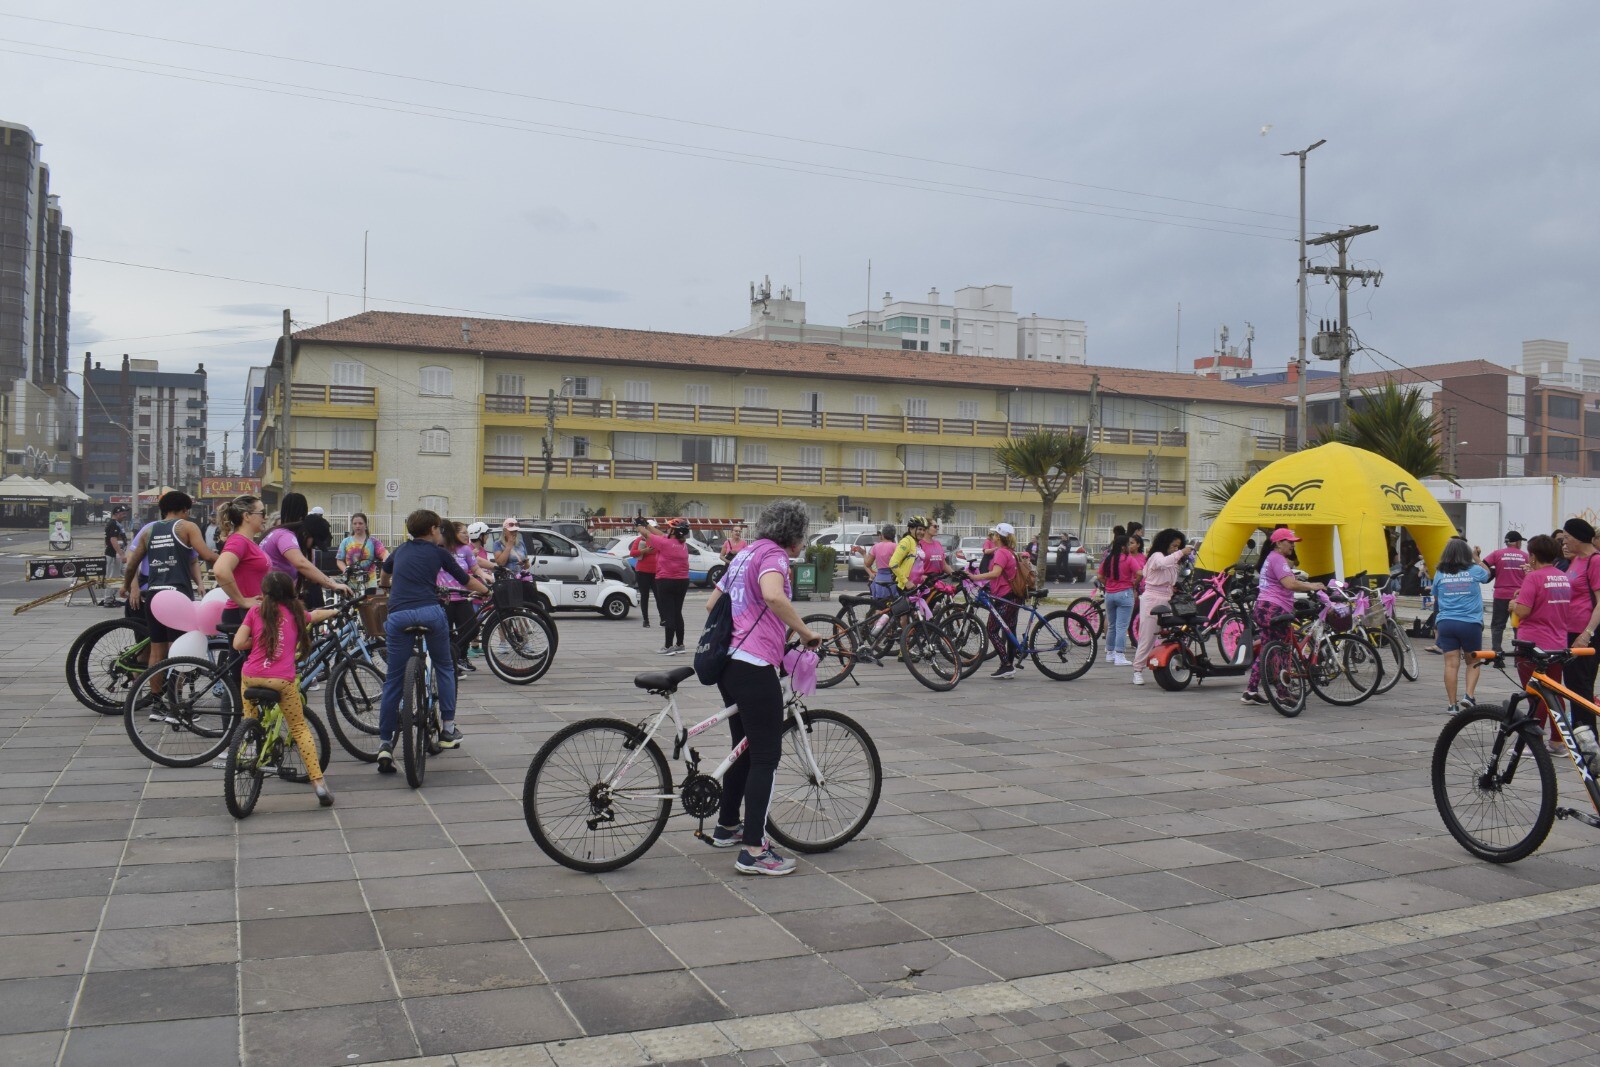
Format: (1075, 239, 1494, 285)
(793, 562, 817, 601)
(813, 561, 834, 597)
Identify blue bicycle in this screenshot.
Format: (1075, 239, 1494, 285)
(954, 576, 1098, 681)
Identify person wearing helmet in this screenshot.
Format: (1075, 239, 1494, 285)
(639, 518, 692, 653)
(867, 523, 898, 600)
(889, 515, 929, 591)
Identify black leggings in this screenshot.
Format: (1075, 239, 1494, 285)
(635, 572, 655, 624)
(715, 658, 785, 850)
(1566, 632, 1599, 733)
(445, 599, 478, 665)
(655, 578, 689, 647)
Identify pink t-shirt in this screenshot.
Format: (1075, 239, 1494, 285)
(919, 539, 946, 580)
(648, 534, 689, 580)
(1563, 552, 1597, 634)
(1101, 553, 1140, 595)
(988, 546, 1019, 598)
(1514, 566, 1572, 651)
(241, 603, 300, 681)
(260, 526, 302, 578)
(222, 533, 270, 599)
(867, 541, 897, 572)
(1483, 546, 1529, 600)
(1258, 551, 1297, 612)
(723, 540, 792, 667)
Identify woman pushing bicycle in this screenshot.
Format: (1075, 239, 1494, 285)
(702, 498, 821, 876)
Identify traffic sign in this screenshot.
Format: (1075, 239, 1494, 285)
(384, 478, 400, 501)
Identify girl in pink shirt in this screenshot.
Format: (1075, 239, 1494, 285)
(231, 571, 339, 809)
(1099, 533, 1141, 665)
(1131, 529, 1195, 685)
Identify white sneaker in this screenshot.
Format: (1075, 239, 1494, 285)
(1105, 650, 1115, 663)
(1112, 653, 1131, 667)
(1131, 671, 1145, 685)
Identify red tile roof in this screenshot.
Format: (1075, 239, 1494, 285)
(291, 312, 1289, 408)
(1246, 359, 1519, 400)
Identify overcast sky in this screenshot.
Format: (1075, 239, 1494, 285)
(4, 1, 1595, 464)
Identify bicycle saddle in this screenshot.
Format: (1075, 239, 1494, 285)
(837, 594, 876, 609)
(633, 666, 696, 693)
(1269, 611, 1296, 628)
(402, 624, 432, 635)
(243, 687, 280, 706)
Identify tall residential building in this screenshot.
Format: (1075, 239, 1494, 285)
(1, 121, 77, 478)
(80, 355, 210, 505)
(1515, 339, 1600, 392)
(253, 311, 1288, 542)
(243, 365, 269, 474)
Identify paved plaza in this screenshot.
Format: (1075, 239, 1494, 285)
(2, 593, 1600, 1066)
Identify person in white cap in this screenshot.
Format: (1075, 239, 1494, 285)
(492, 517, 528, 573)
(970, 522, 1024, 679)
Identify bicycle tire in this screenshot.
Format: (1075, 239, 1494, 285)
(123, 657, 240, 767)
(523, 718, 673, 872)
(224, 719, 266, 819)
(1388, 621, 1420, 681)
(902, 619, 961, 692)
(1308, 632, 1381, 707)
(326, 659, 383, 762)
(483, 609, 556, 685)
(1259, 641, 1306, 717)
(1065, 596, 1104, 642)
(72, 617, 149, 715)
(1029, 610, 1097, 681)
(399, 655, 427, 788)
(938, 607, 990, 680)
(1153, 644, 1193, 691)
(1432, 705, 1556, 863)
(801, 613, 857, 689)
(1366, 627, 1403, 696)
(766, 709, 883, 853)
(1209, 610, 1253, 668)
(278, 706, 332, 782)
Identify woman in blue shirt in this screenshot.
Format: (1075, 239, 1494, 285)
(1433, 538, 1492, 715)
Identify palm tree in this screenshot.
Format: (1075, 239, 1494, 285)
(1319, 382, 1455, 483)
(1201, 473, 1254, 521)
(993, 429, 1096, 569)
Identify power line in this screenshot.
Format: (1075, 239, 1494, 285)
(0, 11, 1341, 227)
(1, 42, 1297, 242)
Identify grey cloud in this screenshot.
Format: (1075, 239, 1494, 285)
(210, 304, 285, 318)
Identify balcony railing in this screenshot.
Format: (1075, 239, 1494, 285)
(290, 384, 378, 406)
(290, 448, 374, 471)
(483, 455, 1186, 496)
(1253, 433, 1289, 451)
(482, 395, 1189, 447)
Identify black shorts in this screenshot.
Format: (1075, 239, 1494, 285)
(141, 589, 189, 644)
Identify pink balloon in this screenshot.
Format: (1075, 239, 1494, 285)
(194, 599, 227, 636)
(150, 589, 200, 632)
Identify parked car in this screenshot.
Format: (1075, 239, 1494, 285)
(522, 527, 633, 585)
(531, 575, 638, 620)
(810, 523, 878, 550)
(1044, 534, 1089, 582)
(537, 520, 596, 549)
(598, 533, 728, 588)
(845, 533, 880, 581)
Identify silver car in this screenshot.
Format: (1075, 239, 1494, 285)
(524, 528, 634, 585)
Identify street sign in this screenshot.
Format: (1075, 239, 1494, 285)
(384, 478, 400, 501)
(199, 476, 261, 499)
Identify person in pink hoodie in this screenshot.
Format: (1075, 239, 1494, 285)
(1131, 529, 1195, 685)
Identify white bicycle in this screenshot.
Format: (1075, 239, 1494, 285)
(522, 664, 882, 872)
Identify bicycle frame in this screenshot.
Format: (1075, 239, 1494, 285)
(1474, 652, 1600, 824)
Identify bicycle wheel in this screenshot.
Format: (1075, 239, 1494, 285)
(277, 706, 332, 783)
(123, 657, 240, 767)
(1259, 641, 1306, 718)
(72, 618, 149, 715)
(1308, 633, 1381, 706)
(483, 609, 556, 685)
(1065, 597, 1104, 642)
(1366, 627, 1403, 696)
(1387, 621, 1420, 681)
(224, 719, 266, 819)
(1029, 611, 1097, 681)
(901, 619, 961, 692)
(1209, 610, 1253, 668)
(326, 659, 383, 762)
(1432, 705, 1556, 863)
(801, 613, 857, 689)
(766, 709, 883, 853)
(938, 607, 990, 681)
(399, 656, 428, 788)
(523, 718, 673, 872)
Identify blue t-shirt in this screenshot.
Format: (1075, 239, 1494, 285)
(382, 540, 469, 613)
(1432, 563, 1490, 624)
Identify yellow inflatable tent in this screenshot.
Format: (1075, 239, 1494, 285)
(1196, 442, 1457, 579)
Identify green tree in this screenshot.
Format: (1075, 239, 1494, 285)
(1319, 382, 1455, 483)
(1200, 473, 1254, 521)
(932, 501, 958, 524)
(993, 429, 1096, 566)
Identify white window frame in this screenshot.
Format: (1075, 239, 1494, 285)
(956, 400, 980, 421)
(741, 443, 769, 465)
(488, 496, 525, 518)
(420, 495, 449, 513)
(623, 380, 652, 403)
(331, 361, 366, 387)
(852, 448, 879, 469)
(331, 425, 365, 451)
(329, 492, 362, 517)
(1198, 462, 1219, 482)
(492, 432, 525, 456)
(740, 503, 763, 524)
(495, 373, 525, 396)
(419, 427, 451, 454)
(799, 446, 823, 468)
(854, 395, 878, 415)
(685, 384, 712, 405)
(419, 366, 453, 396)
(905, 397, 929, 419)
(566, 377, 600, 398)
(743, 386, 770, 408)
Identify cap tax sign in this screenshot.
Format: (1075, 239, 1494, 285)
(199, 477, 261, 499)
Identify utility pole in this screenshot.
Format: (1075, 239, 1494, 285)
(1283, 139, 1325, 449)
(222, 430, 229, 478)
(1445, 406, 1459, 478)
(538, 388, 555, 521)
(1078, 373, 1099, 546)
(1139, 450, 1156, 533)
(280, 309, 293, 497)
(1308, 224, 1382, 428)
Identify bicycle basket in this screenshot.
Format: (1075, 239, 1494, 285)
(492, 578, 526, 613)
(1166, 591, 1199, 618)
(358, 593, 389, 637)
(1324, 602, 1354, 633)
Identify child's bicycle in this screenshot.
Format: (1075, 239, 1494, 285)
(224, 685, 332, 818)
(1432, 642, 1600, 863)
(521, 663, 882, 872)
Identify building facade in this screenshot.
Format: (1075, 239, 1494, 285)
(254, 312, 1287, 542)
(81, 355, 210, 505)
(1, 121, 76, 478)
(242, 366, 268, 474)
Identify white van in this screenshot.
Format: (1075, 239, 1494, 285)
(808, 523, 879, 549)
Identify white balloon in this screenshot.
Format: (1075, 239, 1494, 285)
(168, 630, 211, 663)
(201, 587, 232, 605)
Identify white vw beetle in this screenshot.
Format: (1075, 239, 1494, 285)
(533, 573, 639, 620)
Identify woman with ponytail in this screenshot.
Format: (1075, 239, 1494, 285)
(215, 495, 270, 628)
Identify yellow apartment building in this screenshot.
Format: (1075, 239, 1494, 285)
(255, 312, 1290, 542)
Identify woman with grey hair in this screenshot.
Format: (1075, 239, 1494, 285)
(1432, 536, 1491, 715)
(703, 498, 820, 876)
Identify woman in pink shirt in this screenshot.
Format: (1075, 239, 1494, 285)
(1131, 529, 1195, 686)
(1513, 534, 1573, 743)
(703, 499, 821, 876)
(640, 520, 692, 654)
(867, 525, 898, 600)
(1099, 532, 1141, 666)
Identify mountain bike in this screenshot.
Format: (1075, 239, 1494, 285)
(474, 572, 559, 685)
(967, 581, 1098, 681)
(1433, 643, 1600, 862)
(66, 615, 150, 714)
(1256, 585, 1382, 717)
(820, 587, 962, 691)
(395, 622, 446, 788)
(224, 684, 332, 818)
(522, 663, 881, 872)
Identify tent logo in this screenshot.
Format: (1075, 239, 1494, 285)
(1381, 482, 1413, 501)
(1261, 479, 1322, 512)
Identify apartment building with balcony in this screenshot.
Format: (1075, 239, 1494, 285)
(80, 354, 209, 504)
(254, 312, 1288, 539)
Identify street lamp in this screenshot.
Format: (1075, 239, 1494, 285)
(1283, 138, 1326, 449)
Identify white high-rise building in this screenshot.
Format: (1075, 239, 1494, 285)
(1516, 339, 1599, 392)
(847, 284, 1085, 363)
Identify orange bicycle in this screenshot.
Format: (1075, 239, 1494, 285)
(1432, 641, 1600, 863)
